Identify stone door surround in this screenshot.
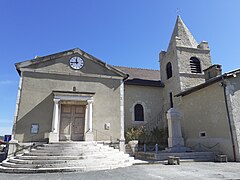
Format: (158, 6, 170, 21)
(49, 91, 94, 142)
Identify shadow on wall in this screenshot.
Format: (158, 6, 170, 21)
(15, 94, 53, 142)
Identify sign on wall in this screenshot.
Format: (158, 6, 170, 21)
(31, 124, 39, 134)
(4, 135, 11, 142)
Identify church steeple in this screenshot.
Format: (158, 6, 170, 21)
(160, 16, 212, 104)
(168, 16, 198, 50)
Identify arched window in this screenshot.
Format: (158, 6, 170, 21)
(190, 57, 201, 73)
(134, 104, 144, 121)
(166, 62, 172, 79)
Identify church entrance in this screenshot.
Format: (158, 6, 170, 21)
(59, 104, 86, 141)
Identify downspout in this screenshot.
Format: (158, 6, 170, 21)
(221, 75, 237, 161)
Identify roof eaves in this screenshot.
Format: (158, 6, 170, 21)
(15, 48, 78, 70)
(175, 76, 222, 97)
(224, 68, 240, 78)
(125, 79, 164, 87)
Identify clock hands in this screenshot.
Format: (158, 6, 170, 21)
(69, 57, 84, 69)
(70, 58, 79, 65)
(75, 58, 79, 64)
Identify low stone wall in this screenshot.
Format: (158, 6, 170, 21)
(7, 141, 46, 157)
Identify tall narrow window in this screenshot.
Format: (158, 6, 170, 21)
(134, 104, 144, 121)
(169, 92, 173, 108)
(190, 57, 201, 73)
(166, 62, 172, 79)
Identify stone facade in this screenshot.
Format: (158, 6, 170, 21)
(159, 16, 212, 114)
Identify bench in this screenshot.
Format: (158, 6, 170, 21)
(216, 155, 227, 163)
(168, 156, 180, 165)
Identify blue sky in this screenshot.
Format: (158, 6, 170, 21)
(0, 0, 240, 136)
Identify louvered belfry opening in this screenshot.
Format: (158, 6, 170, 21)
(190, 57, 201, 73)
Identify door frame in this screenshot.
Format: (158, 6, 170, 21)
(49, 91, 94, 142)
(59, 104, 86, 141)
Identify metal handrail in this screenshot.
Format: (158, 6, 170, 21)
(8, 143, 37, 156)
(5, 129, 51, 157)
(189, 142, 220, 151)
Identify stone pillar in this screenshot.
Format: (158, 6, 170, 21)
(7, 139, 19, 157)
(88, 100, 93, 132)
(49, 98, 60, 142)
(85, 99, 94, 141)
(167, 108, 184, 149)
(119, 80, 125, 152)
(52, 99, 60, 133)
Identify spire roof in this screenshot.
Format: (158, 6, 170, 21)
(168, 16, 198, 49)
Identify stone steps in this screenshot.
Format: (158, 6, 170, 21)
(42, 142, 99, 147)
(35, 146, 107, 151)
(29, 147, 118, 152)
(9, 156, 133, 165)
(0, 162, 133, 173)
(2, 159, 132, 168)
(13, 152, 130, 162)
(0, 141, 134, 173)
(25, 149, 120, 156)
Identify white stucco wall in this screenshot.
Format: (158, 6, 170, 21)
(124, 84, 163, 131)
(225, 76, 240, 161)
(181, 82, 235, 160)
(14, 53, 123, 142)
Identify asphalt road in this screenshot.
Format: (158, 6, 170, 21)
(0, 162, 240, 180)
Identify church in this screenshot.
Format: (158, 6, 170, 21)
(11, 16, 240, 162)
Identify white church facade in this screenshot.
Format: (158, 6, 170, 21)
(11, 16, 240, 161)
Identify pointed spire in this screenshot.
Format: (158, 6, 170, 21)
(168, 16, 198, 49)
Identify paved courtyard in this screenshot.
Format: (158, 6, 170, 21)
(0, 162, 240, 180)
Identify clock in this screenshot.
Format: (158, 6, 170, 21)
(69, 56, 84, 70)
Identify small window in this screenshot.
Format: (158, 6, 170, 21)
(166, 62, 172, 79)
(134, 104, 144, 121)
(199, 131, 207, 138)
(169, 92, 173, 108)
(190, 57, 201, 73)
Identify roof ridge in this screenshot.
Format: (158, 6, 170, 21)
(114, 65, 159, 71)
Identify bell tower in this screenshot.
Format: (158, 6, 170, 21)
(160, 16, 212, 111)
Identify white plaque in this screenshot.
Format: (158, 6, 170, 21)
(31, 124, 39, 134)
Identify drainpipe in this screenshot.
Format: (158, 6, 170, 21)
(221, 75, 237, 161)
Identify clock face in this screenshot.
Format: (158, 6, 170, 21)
(69, 56, 84, 70)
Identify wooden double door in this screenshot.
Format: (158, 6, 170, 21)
(59, 104, 85, 141)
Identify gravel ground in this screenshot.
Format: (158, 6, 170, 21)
(0, 162, 240, 180)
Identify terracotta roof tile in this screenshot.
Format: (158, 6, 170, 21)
(113, 66, 160, 81)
